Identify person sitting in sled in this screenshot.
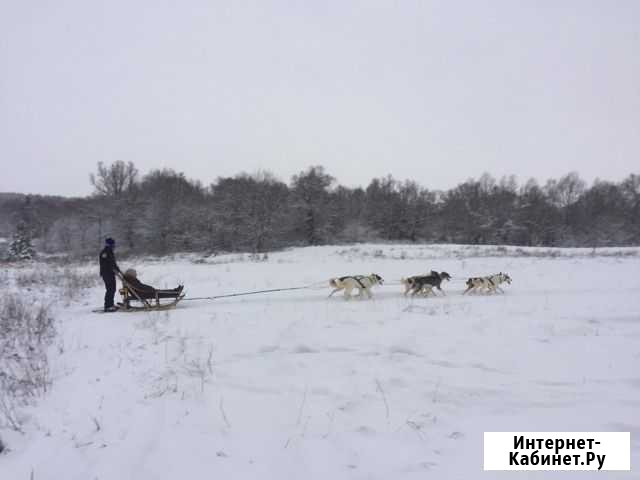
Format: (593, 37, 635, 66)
(122, 269, 184, 298)
(99, 237, 121, 312)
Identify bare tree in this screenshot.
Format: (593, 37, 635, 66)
(545, 172, 586, 210)
(89, 161, 139, 197)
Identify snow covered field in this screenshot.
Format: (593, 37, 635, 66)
(2, 244, 640, 479)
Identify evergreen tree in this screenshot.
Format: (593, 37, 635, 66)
(8, 223, 35, 260)
(290, 166, 335, 245)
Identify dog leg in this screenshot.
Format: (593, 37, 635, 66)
(343, 286, 353, 300)
(328, 288, 342, 298)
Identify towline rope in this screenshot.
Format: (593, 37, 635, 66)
(182, 278, 429, 302)
(182, 283, 323, 302)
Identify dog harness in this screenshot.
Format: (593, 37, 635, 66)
(340, 275, 367, 289)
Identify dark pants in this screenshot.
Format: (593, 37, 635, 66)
(102, 274, 116, 309)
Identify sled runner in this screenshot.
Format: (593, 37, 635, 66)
(117, 271, 185, 311)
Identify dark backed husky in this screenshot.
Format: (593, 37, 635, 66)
(402, 271, 452, 297)
(329, 274, 384, 299)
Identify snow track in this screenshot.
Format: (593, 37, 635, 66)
(2, 244, 639, 479)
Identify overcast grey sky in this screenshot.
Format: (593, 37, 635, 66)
(1, 1, 639, 196)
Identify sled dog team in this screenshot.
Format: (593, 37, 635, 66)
(328, 271, 512, 299)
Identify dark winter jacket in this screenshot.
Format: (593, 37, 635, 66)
(99, 246, 121, 277)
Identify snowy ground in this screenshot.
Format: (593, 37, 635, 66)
(2, 244, 640, 479)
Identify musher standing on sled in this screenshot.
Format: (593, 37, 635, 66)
(99, 237, 121, 312)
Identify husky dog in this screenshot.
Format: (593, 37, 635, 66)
(463, 272, 512, 295)
(329, 274, 384, 299)
(401, 272, 434, 296)
(402, 271, 452, 297)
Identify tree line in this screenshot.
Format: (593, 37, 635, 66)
(1, 161, 639, 257)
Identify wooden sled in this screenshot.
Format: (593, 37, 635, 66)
(117, 273, 185, 312)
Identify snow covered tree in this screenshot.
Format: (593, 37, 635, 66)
(210, 171, 290, 252)
(241, 171, 290, 253)
(8, 223, 35, 261)
(137, 169, 207, 253)
(364, 176, 402, 240)
(545, 172, 586, 243)
(290, 166, 335, 245)
(620, 174, 640, 243)
(516, 179, 560, 246)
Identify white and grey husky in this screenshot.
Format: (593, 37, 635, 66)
(329, 274, 384, 299)
(463, 272, 512, 294)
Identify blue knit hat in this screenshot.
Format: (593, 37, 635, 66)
(105, 237, 115, 246)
